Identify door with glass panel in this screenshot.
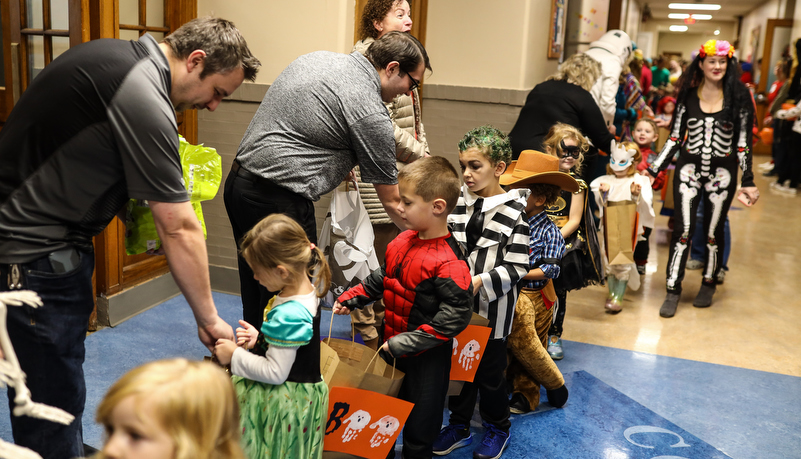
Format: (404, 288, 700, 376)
(93, 0, 197, 304)
(0, 0, 85, 124)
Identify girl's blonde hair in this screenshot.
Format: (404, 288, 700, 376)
(541, 122, 589, 174)
(95, 359, 244, 459)
(240, 214, 331, 298)
(547, 53, 602, 92)
(606, 141, 642, 177)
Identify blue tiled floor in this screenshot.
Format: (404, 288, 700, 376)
(2, 292, 799, 458)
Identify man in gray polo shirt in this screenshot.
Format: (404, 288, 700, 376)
(225, 31, 430, 329)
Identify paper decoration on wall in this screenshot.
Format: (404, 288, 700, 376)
(324, 387, 413, 458)
(449, 325, 492, 382)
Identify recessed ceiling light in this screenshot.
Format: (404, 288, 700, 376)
(670, 25, 689, 32)
(669, 3, 721, 10)
(668, 13, 712, 19)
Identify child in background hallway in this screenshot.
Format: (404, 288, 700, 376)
(591, 141, 654, 313)
(501, 149, 576, 415)
(541, 124, 604, 361)
(434, 126, 530, 459)
(94, 359, 244, 459)
(655, 96, 676, 128)
(214, 214, 330, 459)
(632, 118, 664, 275)
(334, 156, 473, 458)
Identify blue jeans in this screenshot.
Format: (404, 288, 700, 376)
(2, 250, 95, 459)
(690, 198, 730, 269)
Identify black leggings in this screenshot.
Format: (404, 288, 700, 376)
(664, 155, 737, 293)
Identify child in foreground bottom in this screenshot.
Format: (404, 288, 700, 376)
(501, 149, 576, 415)
(215, 214, 330, 459)
(94, 358, 244, 459)
(334, 156, 473, 459)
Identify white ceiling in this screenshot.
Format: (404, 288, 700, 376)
(644, 0, 762, 23)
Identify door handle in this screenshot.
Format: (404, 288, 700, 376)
(10, 43, 21, 105)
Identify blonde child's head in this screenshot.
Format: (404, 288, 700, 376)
(541, 123, 589, 174)
(607, 141, 642, 177)
(632, 118, 658, 150)
(458, 125, 512, 167)
(240, 214, 331, 298)
(399, 156, 461, 214)
(95, 359, 244, 459)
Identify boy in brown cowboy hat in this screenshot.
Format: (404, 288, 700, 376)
(500, 149, 578, 414)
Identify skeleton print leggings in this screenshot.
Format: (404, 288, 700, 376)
(665, 153, 738, 293)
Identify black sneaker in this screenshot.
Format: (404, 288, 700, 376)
(509, 392, 531, 414)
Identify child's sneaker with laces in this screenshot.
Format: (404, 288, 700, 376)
(433, 424, 472, 455)
(473, 422, 510, 459)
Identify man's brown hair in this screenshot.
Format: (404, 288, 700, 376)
(164, 17, 261, 82)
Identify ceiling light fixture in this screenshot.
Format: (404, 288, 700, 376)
(670, 25, 689, 32)
(668, 3, 721, 10)
(714, 29, 720, 35)
(668, 13, 712, 19)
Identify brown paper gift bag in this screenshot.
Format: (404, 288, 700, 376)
(603, 200, 639, 265)
(320, 319, 405, 398)
(663, 167, 676, 210)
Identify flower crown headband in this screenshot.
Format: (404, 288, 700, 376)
(698, 39, 734, 59)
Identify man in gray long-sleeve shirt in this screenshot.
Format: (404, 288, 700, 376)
(225, 31, 430, 329)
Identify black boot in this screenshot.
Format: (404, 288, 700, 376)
(546, 385, 569, 408)
(659, 292, 681, 318)
(693, 283, 716, 308)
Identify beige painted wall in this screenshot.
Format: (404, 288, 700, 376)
(738, 0, 782, 65)
(197, 0, 356, 85)
(424, 0, 559, 89)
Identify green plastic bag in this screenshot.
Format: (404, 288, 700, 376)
(125, 136, 222, 255)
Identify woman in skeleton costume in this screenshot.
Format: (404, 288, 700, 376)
(646, 40, 760, 318)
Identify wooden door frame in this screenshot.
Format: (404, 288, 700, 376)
(92, 0, 197, 298)
(757, 19, 793, 96)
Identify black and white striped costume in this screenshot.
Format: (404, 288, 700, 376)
(448, 185, 531, 339)
(648, 90, 754, 292)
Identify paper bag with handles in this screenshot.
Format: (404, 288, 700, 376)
(320, 317, 405, 398)
(661, 166, 676, 211)
(603, 200, 639, 266)
(322, 387, 413, 459)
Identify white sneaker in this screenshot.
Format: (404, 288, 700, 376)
(757, 161, 774, 171)
(773, 183, 798, 195)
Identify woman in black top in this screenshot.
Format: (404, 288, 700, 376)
(646, 40, 759, 318)
(509, 53, 616, 161)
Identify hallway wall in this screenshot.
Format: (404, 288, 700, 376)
(194, 0, 638, 291)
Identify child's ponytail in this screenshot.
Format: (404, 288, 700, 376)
(308, 245, 331, 299)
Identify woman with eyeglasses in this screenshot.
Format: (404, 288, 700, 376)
(541, 123, 604, 360)
(509, 53, 616, 162)
(350, 0, 430, 351)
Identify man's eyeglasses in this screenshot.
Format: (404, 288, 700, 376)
(402, 71, 420, 92)
(558, 140, 581, 159)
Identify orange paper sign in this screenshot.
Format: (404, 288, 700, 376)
(323, 387, 414, 459)
(449, 325, 492, 382)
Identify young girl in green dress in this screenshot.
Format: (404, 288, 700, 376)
(215, 214, 331, 458)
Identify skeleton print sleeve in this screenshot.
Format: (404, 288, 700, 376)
(648, 102, 688, 176)
(736, 107, 755, 187)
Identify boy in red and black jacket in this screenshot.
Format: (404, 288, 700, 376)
(334, 156, 473, 459)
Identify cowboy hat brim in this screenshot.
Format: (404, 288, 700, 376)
(500, 161, 579, 192)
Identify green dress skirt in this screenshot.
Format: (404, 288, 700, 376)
(233, 376, 329, 458)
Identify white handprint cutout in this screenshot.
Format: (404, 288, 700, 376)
(342, 409, 371, 443)
(369, 415, 401, 448)
(457, 339, 481, 371)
